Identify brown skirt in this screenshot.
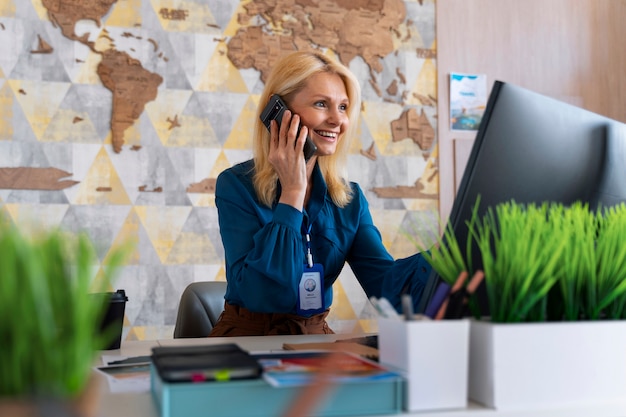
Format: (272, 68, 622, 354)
(208, 302, 335, 337)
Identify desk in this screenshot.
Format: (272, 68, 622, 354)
(97, 335, 626, 417)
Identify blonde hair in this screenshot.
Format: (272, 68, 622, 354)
(253, 50, 362, 208)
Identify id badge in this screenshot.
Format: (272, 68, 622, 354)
(297, 263, 325, 316)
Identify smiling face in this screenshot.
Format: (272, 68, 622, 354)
(287, 72, 350, 157)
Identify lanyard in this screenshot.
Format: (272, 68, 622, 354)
(304, 223, 313, 268)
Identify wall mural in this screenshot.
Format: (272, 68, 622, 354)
(0, 0, 437, 340)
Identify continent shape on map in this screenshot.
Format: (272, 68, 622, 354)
(391, 108, 435, 151)
(41, 0, 163, 153)
(97, 49, 163, 153)
(42, 0, 118, 45)
(227, 0, 406, 83)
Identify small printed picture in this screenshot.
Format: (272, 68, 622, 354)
(450, 73, 487, 131)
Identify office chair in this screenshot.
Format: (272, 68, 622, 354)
(173, 281, 228, 338)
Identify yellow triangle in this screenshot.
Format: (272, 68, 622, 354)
(166, 232, 219, 264)
(103, 208, 142, 267)
(8, 80, 71, 140)
(0, 1, 15, 16)
(348, 114, 367, 155)
(74, 50, 105, 85)
(152, 0, 217, 33)
(29, 0, 48, 20)
(105, 0, 142, 27)
(222, 1, 251, 37)
(357, 318, 378, 334)
(370, 208, 406, 250)
(41, 109, 101, 143)
(0, 82, 14, 139)
(73, 147, 132, 205)
(209, 150, 232, 178)
(134, 205, 192, 264)
(215, 266, 227, 282)
(222, 95, 258, 149)
(144, 89, 193, 144)
(190, 193, 216, 207)
(360, 100, 398, 155)
(166, 114, 220, 147)
(406, 58, 438, 106)
(195, 42, 249, 93)
(90, 266, 115, 293)
(329, 281, 358, 320)
(125, 326, 145, 341)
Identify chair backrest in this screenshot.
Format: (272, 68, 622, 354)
(173, 281, 228, 338)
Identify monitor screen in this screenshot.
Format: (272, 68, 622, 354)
(417, 80, 626, 315)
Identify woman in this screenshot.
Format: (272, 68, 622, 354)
(209, 50, 431, 336)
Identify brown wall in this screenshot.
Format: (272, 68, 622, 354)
(436, 0, 626, 223)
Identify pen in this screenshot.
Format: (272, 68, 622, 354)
(401, 294, 415, 321)
(435, 271, 468, 320)
(424, 281, 451, 319)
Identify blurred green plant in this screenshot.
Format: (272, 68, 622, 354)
(0, 215, 130, 399)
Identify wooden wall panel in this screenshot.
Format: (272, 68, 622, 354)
(436, 0, 626, 223)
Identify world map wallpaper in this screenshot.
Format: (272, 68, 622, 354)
(0, 0, 438, 340)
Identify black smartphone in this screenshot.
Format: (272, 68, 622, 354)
(260, 94, 318, 161)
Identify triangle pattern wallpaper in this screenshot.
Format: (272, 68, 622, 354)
(0, 0, 438, 340)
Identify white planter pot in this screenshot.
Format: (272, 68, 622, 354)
(469, 319, 626, 410)
(378, 318, 470, 412)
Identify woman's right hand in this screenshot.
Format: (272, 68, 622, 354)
(268, 110, 309, 210)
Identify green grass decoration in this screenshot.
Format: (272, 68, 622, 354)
(0, 216, 129, 399)
(423, 197, 626, 323)
(590, 203, 626, 319)
(471, 202, 568, 322)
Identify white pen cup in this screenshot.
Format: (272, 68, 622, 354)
(377, 317, 470, 412)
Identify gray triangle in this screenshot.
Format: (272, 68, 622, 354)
(14, 1, 41, 20)
(139, 0, 164, 32)
(132, 145, 192, 206)
(208, 1, 240, 30)
(9, 24, 71, 82)
(66, 84, 113, 141)
(0, 18, 24, 77)
(60, 205, 132, 261)
(133, 266, 190, 326)
(192, 91, 249, 145)
(153, 33, 192, 90)
(3, 189, 71, 204)
(406, 1, 436, 48)
(48, 85, 102, 143)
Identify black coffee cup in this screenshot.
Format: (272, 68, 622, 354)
(99, 289, 128, 350)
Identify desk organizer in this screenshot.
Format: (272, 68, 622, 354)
(378, 318, 470, 412)
(469, 319, 626, 410)
(150, 364, 403, 417)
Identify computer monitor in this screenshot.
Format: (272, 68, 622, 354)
(417, 80, 626, 315)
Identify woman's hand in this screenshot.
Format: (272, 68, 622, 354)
(268, 110, 309, 210)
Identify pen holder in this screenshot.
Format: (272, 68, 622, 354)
(378, 317, 470, 412)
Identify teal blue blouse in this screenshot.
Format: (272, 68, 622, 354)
(215, 160, 431, 316)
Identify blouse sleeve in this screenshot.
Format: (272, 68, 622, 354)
(346, 184, 433, 312)
(215, 169, 305, 313)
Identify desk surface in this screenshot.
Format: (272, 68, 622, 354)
(97, 335, 626, 417)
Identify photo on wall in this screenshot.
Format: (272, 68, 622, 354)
(450, 73, 487, 131)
